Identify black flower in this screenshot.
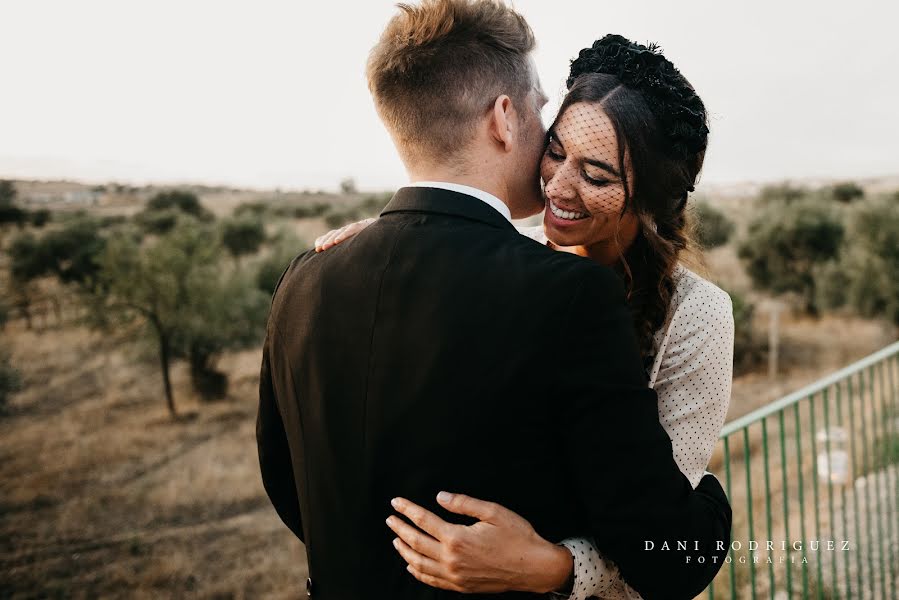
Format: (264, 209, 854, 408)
(567, 34, 708, 160)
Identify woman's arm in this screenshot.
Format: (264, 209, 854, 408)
(652, 276, 734, 488)
(557, 276, 735, 599)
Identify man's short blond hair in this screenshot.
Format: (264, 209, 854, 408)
(366, 0, 536, 169)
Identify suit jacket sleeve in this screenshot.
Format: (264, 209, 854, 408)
(257, 333, 304, 542)
(553, 264, 731, 600)
(256, 253, 308, 543)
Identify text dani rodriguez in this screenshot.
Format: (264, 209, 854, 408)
(643, 539, 851, 565)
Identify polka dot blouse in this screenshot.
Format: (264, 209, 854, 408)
(519, 226, 735, 600)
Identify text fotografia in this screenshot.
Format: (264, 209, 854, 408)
(643, 540, 851, 565)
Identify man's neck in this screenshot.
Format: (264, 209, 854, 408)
(409, 173, 509, 209)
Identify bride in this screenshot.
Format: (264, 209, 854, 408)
(315, 34, 734, 600)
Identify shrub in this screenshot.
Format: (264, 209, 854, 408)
(0, 181, 26, 227)
(738, 199, 844, 314)
(0, 352, 22, 412)
(29, 209, 52, 228)
(221, 216, 266, 259)
(830, 181, 864, 203)
(694, 202, 735, 249)
(255, 231, 305, 295)
(145, 190, 209, 218)
(136, 190, 213, 234)
(0, 205, 27, 227)
(817, 198, 899, 326)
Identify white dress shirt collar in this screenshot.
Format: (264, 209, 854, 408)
(405, 181, 512, 222)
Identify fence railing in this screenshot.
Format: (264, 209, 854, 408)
(707, 341, 899, 600)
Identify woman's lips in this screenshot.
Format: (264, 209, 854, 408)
(547, 199, 588, 220)
(546, 199, 589, 228)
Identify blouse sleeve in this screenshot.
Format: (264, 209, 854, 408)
(552, 277, 735, 600)
(651, 278, 734, 489)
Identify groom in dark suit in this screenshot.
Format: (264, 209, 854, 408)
(257, 1, 731, 598)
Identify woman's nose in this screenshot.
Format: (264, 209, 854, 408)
(544, 165, 577, 202)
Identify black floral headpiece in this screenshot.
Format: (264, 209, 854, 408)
(567, 34, 709, 160)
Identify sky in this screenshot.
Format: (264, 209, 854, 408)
(1, 0, 897, 192)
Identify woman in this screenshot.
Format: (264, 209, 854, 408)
(315, 35, 734, 600)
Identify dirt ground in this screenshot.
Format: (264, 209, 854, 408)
(1, 320, 306, 599)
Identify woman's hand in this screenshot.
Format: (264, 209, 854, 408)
(385, 492, 573, 594)
(314, 217, 377, 252)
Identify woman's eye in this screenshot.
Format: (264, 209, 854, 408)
(583, 171, 609, 187)
(546, 147, 564, 161)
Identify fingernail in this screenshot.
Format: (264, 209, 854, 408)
(386, 516, 393, 526)
(390, 497, 400, 509)
(392, 538, 399, 549)
(437, 491, 452, 503)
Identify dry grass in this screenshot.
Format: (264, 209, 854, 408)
(0, 319, 306, 599)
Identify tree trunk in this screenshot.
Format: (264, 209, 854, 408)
(768, 302, 780, 380)
(50, 296, 62, 326)
(19, 302, 32, 330)
(158, 332, 176, 418)
(189, 345, 228, 400)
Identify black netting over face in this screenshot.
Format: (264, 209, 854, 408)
(539, 102, 638, 251)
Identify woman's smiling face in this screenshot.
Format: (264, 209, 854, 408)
(540, 102, 638, 251)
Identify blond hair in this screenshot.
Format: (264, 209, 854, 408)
(366, 0, 536, 168)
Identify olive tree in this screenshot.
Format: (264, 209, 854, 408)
(738, 199, 844, 315)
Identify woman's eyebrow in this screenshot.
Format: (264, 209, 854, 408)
(583, 157, 620, 178)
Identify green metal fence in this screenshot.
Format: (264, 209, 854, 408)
(707, 341, 899, 600)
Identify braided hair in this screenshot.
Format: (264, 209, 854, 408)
(557, 34, 709, 358)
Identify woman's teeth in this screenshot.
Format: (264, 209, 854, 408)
(549, 200, 588, 221)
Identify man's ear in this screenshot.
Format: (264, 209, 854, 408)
(488, 94, 516, 152)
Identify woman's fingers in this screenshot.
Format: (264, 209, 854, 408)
(391, 497, 453, 540)
(340, 218, 375, 238)
(320, 232, 342, 251)
(314, 229, 340, 252)
(405, 564, 465, 592)
(332, 219, 372, 245)
(436, 491, 501, 522)
(315, 218, 377, 252)
(386, 515, 441, 559)
(392, 537, 445, 576)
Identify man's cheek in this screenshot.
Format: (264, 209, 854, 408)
(539, 157, 555, 181)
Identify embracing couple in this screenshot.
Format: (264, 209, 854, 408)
(257, 0, 735, 598)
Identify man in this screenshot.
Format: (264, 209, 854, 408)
(257, 1, 731, 598)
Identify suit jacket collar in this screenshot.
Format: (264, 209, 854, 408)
(380, 186, 516, 231)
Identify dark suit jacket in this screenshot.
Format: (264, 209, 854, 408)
(257, 187, 731, 600)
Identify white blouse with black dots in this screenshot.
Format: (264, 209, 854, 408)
(518, 226, 735, 600)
